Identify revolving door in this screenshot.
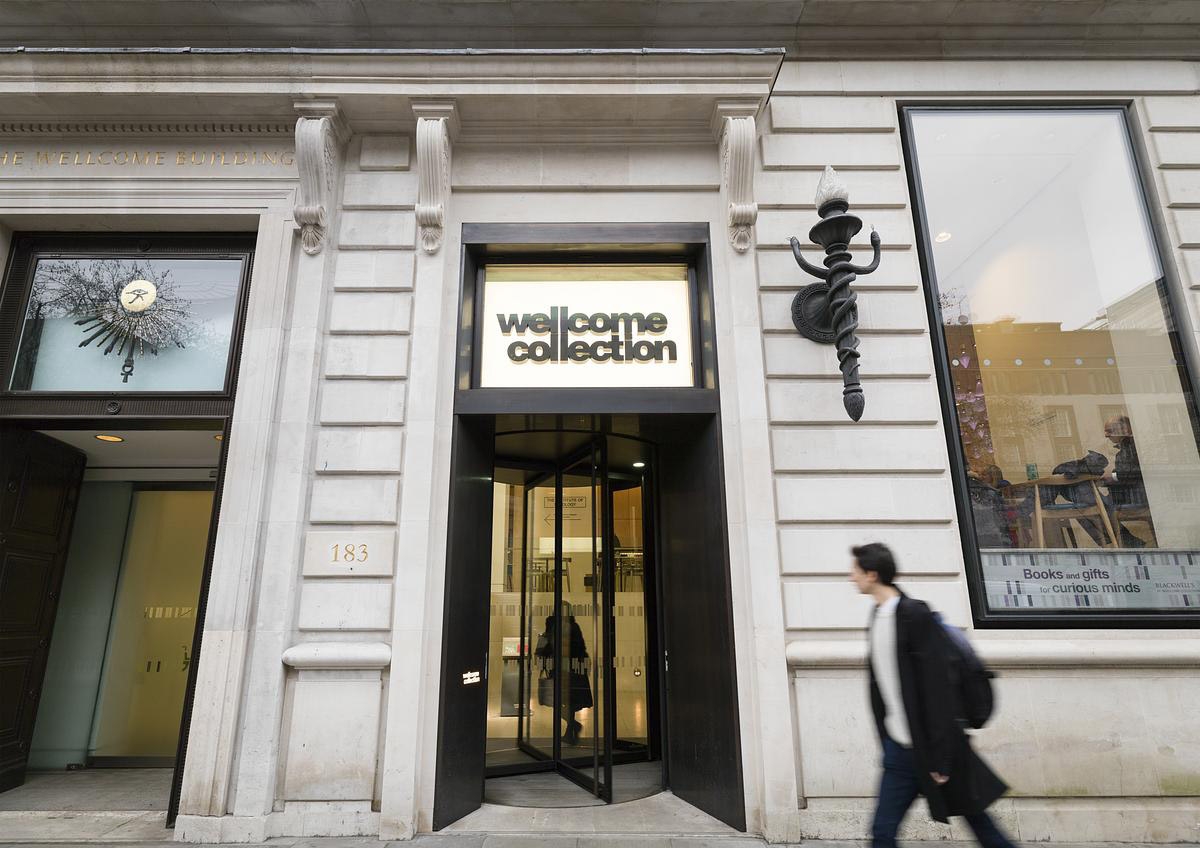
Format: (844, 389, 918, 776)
(486, 432, 659, 803)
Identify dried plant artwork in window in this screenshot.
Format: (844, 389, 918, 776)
(45, 260, 195, 383)
(10, 255, 244, 392)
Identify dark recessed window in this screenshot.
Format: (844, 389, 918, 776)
(907, 107, 1200, 619)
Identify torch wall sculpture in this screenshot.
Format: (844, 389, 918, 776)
(789, 166, 882, 422)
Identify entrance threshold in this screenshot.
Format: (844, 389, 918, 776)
(486, 761, 663, 808)
(0, 768, 170, 843)
(443, 789, 740, 836)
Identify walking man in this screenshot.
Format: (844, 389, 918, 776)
(849, 543, 1016, 848)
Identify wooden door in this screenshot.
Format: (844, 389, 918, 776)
(0, 429, 86, 791)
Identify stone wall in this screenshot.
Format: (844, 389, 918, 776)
(770, 60, 1200, 843)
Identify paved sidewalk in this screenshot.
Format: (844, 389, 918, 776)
(0, 838, 1182, 847)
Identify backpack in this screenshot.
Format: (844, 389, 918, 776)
(932, 612, 996, 729)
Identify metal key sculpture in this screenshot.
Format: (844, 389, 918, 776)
(789, 166, 882, 422)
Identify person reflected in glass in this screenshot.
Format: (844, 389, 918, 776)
(1048, 416, 1149, 548)
(1101, 415, 1151, 547)
(534, 608, 593, 747)
(1101, 415, 1144, 502)
(965, 464, 1014, 548)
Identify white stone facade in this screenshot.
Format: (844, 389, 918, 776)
(0, 49, 1197, 844)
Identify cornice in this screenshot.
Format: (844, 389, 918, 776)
(0, 50, 783, 142)
(0, 49, 785, 86)
(0, 121, 293, 137)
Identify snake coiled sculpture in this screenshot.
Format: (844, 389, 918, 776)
(789, 166, 882, 422)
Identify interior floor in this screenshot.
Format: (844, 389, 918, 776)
(0, 768, 170, 811)
(484, 761, 662, 808)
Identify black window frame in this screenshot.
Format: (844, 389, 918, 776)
(0, 232, 256, 422)
(900, 102, 1200, 629)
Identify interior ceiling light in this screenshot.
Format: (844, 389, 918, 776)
(632, 461, 646, 468)
(935, 232, 953, 243)
(95, 434, 124, 443)
(214, 433, 224, 441)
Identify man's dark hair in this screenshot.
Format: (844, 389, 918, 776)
(851, 543, 897, 586)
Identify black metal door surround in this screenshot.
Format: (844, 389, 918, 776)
(432, 415, 497, 830)
(433, 215, 743, 834)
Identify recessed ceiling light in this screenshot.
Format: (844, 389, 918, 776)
(95, 434, 124, 443)
(632, 461, 645, 468)
(935, 232, 952, 243)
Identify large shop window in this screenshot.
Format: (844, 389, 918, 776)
(6, 251, 247, 392)
(906, 108, 1200, 620)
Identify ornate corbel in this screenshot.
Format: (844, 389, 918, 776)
(790, 166, 882, 422)
(714, 103, 760, 253)
(412, 101, 459, 254)
(293, 101, 349, 256)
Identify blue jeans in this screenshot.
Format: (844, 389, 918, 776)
(872, 736, 1015, 848)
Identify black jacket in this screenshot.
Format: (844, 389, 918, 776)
(1109, 436, 1146, 507)
(868, 593, 1007, 822)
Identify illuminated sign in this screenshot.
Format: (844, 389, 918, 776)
(479, 267, 694, 388)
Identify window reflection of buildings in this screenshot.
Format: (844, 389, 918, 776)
(943, 281, 1200, 551)
(946, 318, 1192, 487)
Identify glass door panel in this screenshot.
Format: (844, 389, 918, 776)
(612, 475, 651, 760)
(487, 435, 649, 803)
(520, 472, 557, 763)
(485, 469, 532, 770)
(556, 442, 611, 799)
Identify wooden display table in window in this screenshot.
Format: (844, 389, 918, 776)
(1007, 474, 1118, 549)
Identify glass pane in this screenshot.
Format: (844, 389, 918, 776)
(485, 473, 531, 769)
(559, 451, 603, 790)
(89, 490, 211, 758)
(613, 477, 649, 756)
(11, 255, 244, 391)
(911, 109, 1200, 612)
(522, 475, 557, 762)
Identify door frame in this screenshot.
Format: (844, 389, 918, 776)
(0, 232, 255, 825)
(433, 223, 746, 830)
(0, 417, 232, 825)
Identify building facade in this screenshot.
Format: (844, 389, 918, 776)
(0, 8, 1198, 844)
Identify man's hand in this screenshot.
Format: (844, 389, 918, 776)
(930, 772, 949, 785)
